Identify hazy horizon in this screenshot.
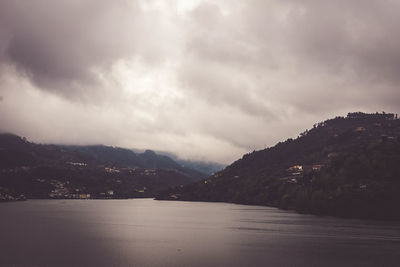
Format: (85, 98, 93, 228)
(1, 0, 400, 164)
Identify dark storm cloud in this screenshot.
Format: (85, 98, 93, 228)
(181, 0, 400, 116)
(0, 0, 399, 163)
(281, 0, 400, 112)
(179, 61, 274, 119)
(284, 0, 400, 83)
(0, 0, 141, 100)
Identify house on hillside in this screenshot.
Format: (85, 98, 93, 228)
(105, 167, 120, 173)
(287, 165, 303, 172)
(312, 164, 325, 171)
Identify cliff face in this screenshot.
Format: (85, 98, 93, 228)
(157, 112, 400, 220)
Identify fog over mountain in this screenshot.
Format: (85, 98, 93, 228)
(0, 0, 399, 164)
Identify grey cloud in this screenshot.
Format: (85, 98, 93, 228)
(0, 0, 400, 164)
(241, 0, 400, 78)
(283, 0, 400, 82)
(0, 0, 142, 100)
(282, 0, 400, 113)
(179, 60, 275, 119)
(180, 0, 400, 118)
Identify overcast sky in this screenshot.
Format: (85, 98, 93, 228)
(0, 0, 399, 164)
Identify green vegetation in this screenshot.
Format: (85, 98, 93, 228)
(0, 134, 201, 200)
(157, 112, 400, 220)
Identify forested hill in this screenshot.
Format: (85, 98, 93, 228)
(64, 146, 205, 180)
(0, 135, 205, 201)
(156, 112, 400, 220)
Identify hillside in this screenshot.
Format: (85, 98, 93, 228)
(155, 151, 225, 176)
(156, 112, 400, 220)
(0, 134, 202, 201)
(65, 146, 206, 180)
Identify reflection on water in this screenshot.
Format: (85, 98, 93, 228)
(1, 199, 399, 266)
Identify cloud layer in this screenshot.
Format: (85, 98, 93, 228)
(0, 0, 399, 164)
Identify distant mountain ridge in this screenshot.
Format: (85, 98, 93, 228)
(154, 151, 225, 176)
(157, 112, 400, 220)
(0, 134, 206, 200)
(65, 145, 206, 180)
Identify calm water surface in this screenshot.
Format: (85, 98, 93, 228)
(1, 199, 399, 267)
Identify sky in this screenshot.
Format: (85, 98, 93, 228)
(0, 0, 399, 164)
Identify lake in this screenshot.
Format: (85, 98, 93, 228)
(1, 199, 399, 267)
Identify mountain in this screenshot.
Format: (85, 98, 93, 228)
(154, 151, 225, 176)
(175, 159, 225, 176)
(0, 134, 203, 201)
(65, 146, 206, 180)
(156, 112, 400, 220)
